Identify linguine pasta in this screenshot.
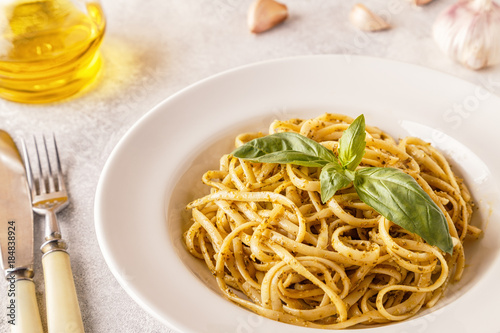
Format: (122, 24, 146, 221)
(183, 113, 481, 329)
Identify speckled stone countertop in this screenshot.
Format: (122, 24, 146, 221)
(0, 0, 499, 332)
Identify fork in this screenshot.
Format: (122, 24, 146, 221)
(22, 135, 84, 333)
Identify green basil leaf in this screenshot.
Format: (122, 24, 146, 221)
(232, 132, 336, 167)
(338, 114, 366, 171)
(319, 162, 353, 203)
(354, 167, 453, 254)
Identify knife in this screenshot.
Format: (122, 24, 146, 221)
(0, 130, 43, 333)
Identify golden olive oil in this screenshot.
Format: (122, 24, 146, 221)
(0, 0, 105, 103)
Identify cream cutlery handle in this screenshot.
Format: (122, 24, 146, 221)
(42, 251, 84, 333)
(12, 279, 44, 333)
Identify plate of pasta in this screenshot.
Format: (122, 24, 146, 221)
(95, 55, 500, 333)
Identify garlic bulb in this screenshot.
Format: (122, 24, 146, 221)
(433, 0, 500, 70)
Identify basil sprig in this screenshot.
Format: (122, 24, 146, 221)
(232, 115, 453, 254)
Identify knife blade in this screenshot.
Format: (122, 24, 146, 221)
(0, 130, 43, 333)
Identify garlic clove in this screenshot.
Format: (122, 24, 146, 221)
(349, 4, 391, 32)
(412, 0, 434, 6)
(248, 0, 288, 34)
(433, 0, 500, 70)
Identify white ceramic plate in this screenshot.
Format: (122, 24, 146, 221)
(95, 55, 500, 333)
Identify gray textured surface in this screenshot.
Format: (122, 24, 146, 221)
(0, 0, 499, 332)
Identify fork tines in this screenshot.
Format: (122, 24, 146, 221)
(22, 134, 65, 196)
